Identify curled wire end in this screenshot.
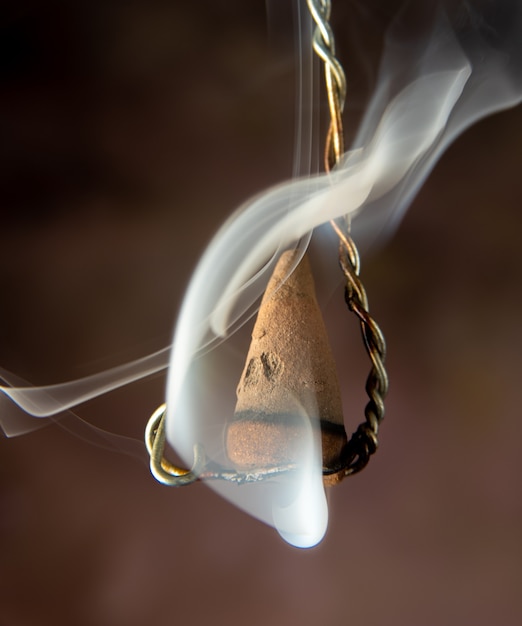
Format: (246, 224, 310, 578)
(145, 404, 202, 486)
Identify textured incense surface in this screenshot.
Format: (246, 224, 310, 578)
(227, 250, 347, 482)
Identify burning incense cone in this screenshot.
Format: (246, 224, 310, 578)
(226, 250, 348, 486)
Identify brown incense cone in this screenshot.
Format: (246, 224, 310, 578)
(226, 250, 348, 486)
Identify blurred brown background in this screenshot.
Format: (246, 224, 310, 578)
(1, 1, 521, 624)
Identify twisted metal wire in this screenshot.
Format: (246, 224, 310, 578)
(307, 0, 346, 168)
(308, 0, 389, 477)
(146, 1, 388, 486)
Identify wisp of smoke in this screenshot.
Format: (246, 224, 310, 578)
(1, 0, 521, 545)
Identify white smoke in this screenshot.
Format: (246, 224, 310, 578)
(165, 1, 522, 545)
(1, 0, 521, 546)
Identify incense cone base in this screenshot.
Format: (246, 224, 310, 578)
(226, 414, 348, 484)
(228, 251, 348, 485)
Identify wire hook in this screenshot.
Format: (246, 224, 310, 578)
(145, 404, 202, 486)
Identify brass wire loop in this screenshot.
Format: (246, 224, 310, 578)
(308, 0, 389, 476)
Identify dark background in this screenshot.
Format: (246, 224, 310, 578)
(1, 1, 521, 624)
